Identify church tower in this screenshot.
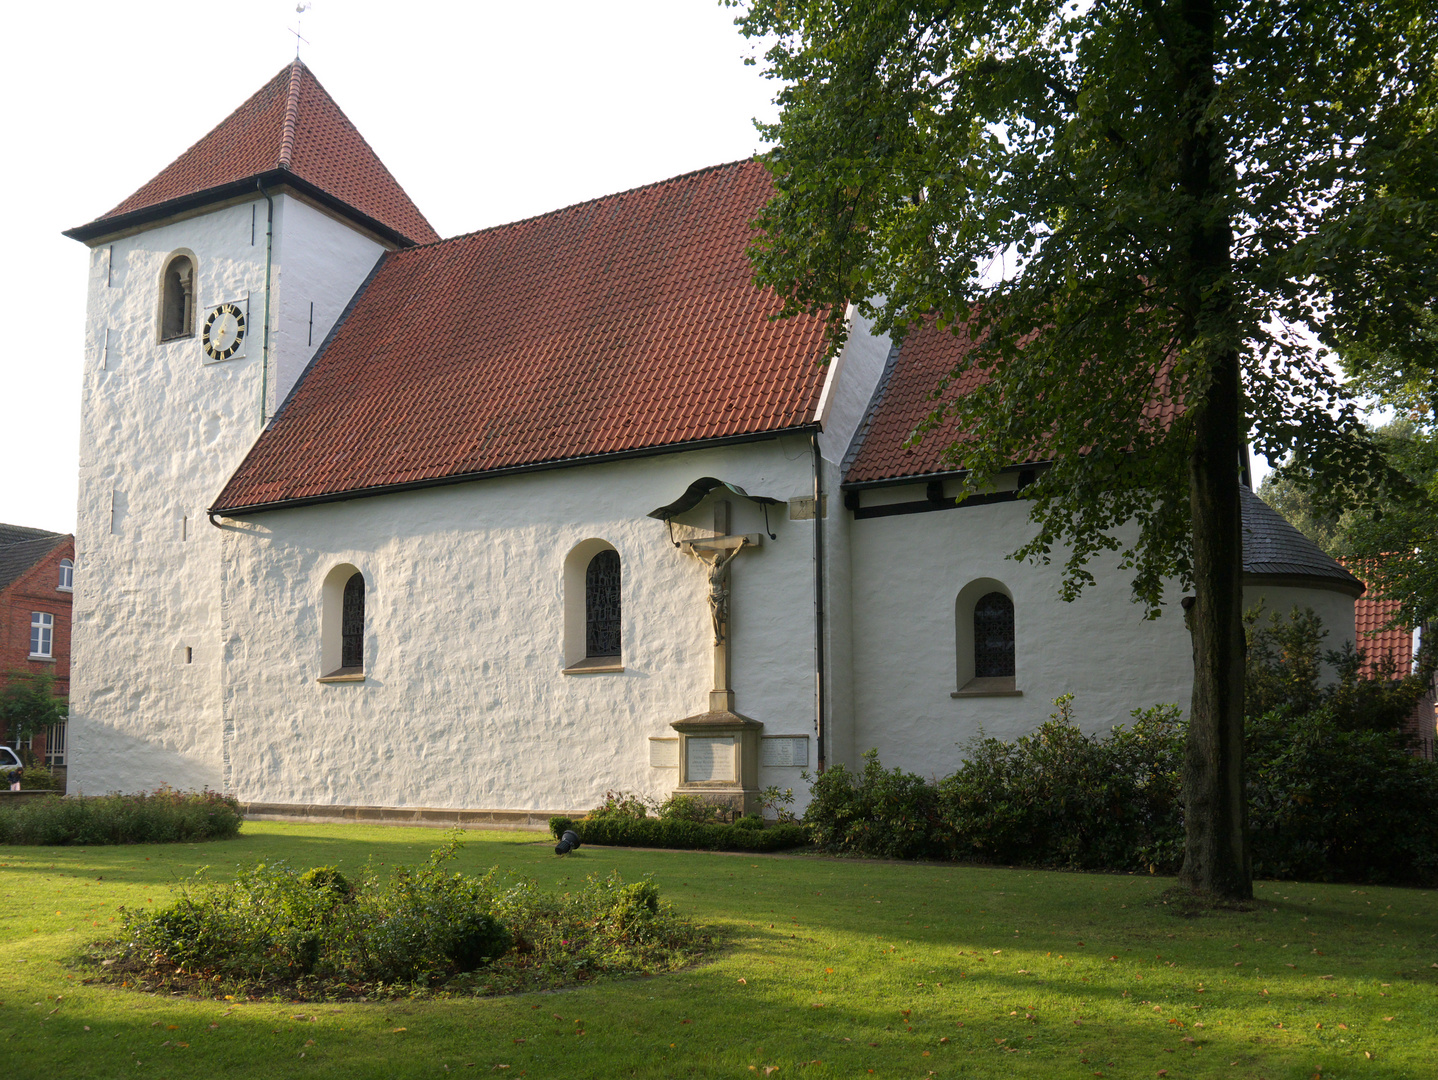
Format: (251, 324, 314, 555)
(63, 61, 437, 794)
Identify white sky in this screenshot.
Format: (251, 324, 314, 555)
(0, 0, 779, 534)
(0, 0, 1295, 536)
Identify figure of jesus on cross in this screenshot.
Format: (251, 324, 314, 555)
(695, 536, 749, 645)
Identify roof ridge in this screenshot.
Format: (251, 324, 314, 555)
(279, 58, 304, 170)
(403, 157, 761, 252)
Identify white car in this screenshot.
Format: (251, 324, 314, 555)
(1, 745, 22, 782)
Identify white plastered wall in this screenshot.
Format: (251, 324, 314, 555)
(846, 491, 1196, 779)
(846, 490, 1362, 779)
(67, 197, 386, 796)
(1241, 582, 1358, 683)
(213, 439, 821, 814)
(268, 196, 387, 415)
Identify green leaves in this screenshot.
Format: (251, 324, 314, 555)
(735, 0, 1437, 610)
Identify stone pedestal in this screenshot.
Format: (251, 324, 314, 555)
(670, 708, 762, 816)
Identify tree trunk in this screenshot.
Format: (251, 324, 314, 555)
(1179, 348, 1251, 899)
(1174, 0, 1251, 900)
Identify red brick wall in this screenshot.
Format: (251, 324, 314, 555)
(0, 538, 74, 752)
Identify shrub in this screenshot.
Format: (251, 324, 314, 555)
(805, 682, 1438, 884)
(101, 835, 709, 1000)
(938, 697, 1185, 872)
(1245, 604, 1435, 733)
(656, 793, 715, 823)
(585, 790, 650, 820)
(801, 749, 943, 859)
(298, 865, 352, 898)
(551, 814, 809, 853)
(18, 763, 62, 791)
(1247, 707, 1438, 885)
(759, 785, 798, 823)
(0, 787, 243, 846)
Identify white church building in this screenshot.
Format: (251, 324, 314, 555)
(62, 62, 1362, 822)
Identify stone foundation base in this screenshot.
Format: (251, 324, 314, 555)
(240, 802, 573, 832)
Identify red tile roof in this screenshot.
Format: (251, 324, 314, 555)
(1343, 558, 1414, 678)
(67, 61, 437, 246)
(211, 161, 832, 513)
(844, 317, 1181, 485)
(843, 318, 990, 485)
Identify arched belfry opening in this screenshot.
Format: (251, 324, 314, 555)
(159, 253, 195, 341)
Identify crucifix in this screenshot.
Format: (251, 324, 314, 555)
(680, 500, 762, 714)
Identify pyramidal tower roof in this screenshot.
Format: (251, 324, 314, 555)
(65, 60, 438, 247)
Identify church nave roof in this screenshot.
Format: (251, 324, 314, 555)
(210, 160, 833, 514)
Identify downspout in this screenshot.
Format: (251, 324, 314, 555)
(257, 180, 275, 428)
(812, 432, 827, 771)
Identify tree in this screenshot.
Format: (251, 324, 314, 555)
(1258, 418, 1425, 560)
(1265, 414, 1438, 630)
(0, 671, 68, 766)
(733, 0, 1436, 898)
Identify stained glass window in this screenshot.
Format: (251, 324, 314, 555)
(973, 591, 1014, 678)
(585, 549, 621, 658)
(341, 573, 365, 670)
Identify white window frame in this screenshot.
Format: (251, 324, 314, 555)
(43, 721, 66, 767)
(57, 558, 73, 591)
(30, 611, 53, 659)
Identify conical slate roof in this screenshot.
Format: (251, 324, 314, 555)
(1241, 485, 1363, 595)
(65, 61, 437, 247)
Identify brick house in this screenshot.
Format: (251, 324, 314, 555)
(1341, 557, 1437, 758)
(0, 524, 74, 780)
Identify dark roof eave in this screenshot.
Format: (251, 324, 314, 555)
(63, 169, 423, 248)
(209, 424, 823, 518)
(1242, 569, 1366, 599)
(842, 460, 1054, 492)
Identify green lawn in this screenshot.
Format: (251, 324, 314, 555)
(1, 822, 1434, 1079)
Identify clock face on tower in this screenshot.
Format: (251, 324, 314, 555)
(202, 302, 247, 360)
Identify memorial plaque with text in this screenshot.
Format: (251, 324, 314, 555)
(760, 736, 809, 768)
(649, 738, 679, 767)
(686, 736, 735, 782)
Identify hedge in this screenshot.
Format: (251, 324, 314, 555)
(549, 815, 809, 853)
(0, 788, 243, 846)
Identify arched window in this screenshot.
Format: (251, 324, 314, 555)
(159, 253, 195, 341)
(341, 573, 366, 670)
(973, 592, 1015, 678)
(320, 564, 367, 682)
(562, 540, 623, 673)
(953, 579, 1019, 696)
(57, 559, 73, 591)
(585, 549, 622, 658)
